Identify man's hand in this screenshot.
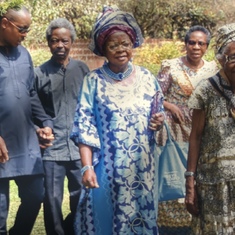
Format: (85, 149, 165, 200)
(36, 127, 54, 149)
(0, 136, 9, 163)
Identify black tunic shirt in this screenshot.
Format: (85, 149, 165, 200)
(34, 58, 89, 161)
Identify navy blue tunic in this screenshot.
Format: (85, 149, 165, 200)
(0, 45, 53, 178)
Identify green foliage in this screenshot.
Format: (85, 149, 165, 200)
(115, 0, 222, 40)
(133, 41, 185, 74)
(25, 0, 64, 45)
(0, 0, 25, 16)
(169, 1, 218, 39)
(8, 180, 70, 234)
(17, 0, 233, 70)
(21, 0, 234, 46)
(24, 0, 105, 45)
(203, 45, 216, 62)
(28, 48, 51, 67)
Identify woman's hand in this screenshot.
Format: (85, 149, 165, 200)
(78, 143, 99, 189)
(185, 176, 199, 216)
(165, 102, 184, 124)
(170, 104, 184, 124)
(0, 136, 9, 163)
(149, 112, 165, 130)
(83, 168, 99, 189)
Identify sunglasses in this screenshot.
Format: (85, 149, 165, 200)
(5, 17, 30, 34)
(224, 54, 235, 63)
(187, 40, 207, 47)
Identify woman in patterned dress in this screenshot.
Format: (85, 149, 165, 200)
(71, 6, 164, 235)
(186, 23, 235, 235)
(156, 25, 219, 234)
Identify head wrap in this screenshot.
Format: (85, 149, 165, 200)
(89, 6, 144, 56)
(215, 23, 235, 54)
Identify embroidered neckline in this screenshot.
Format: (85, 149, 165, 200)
(103, 62, 133, 81)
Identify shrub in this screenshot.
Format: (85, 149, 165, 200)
(133, 40, 184, 74)
(29, 48, 51, 67)
(203, 39, 217, 62)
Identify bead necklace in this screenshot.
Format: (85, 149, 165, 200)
(103, 62, 133, 81)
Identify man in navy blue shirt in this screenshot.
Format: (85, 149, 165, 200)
(0, 4, 54, 235)
(34, 18, 89, 235)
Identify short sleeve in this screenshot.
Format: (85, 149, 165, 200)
(188, 79, 210, 110)
(156, 59, 174, 95)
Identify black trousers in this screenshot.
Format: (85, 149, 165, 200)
(43, 160, 82, 235)
(0, 175, 44, 235)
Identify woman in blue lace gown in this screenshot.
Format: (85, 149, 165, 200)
(71, 6, 164, 235)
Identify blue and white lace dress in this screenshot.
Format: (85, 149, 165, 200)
(71, 64, 163, 235)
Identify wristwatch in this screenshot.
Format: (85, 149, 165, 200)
(184, 171, 195, 178)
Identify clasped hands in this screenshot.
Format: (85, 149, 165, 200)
(0, 127, 54, 163)
(36, 126, 54, 149)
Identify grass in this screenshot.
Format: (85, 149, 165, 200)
(8, 179, 70, 235)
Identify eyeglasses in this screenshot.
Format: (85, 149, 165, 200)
(224, 54, 235, 63)
(5, 17, 30, 34)
(187, 40, 207, 47)
(106, 42, 133, 52)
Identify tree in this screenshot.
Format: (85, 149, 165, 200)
(115, 0, 221, 39)
(22, 0, 232, 46)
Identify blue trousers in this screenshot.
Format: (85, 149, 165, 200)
(0, 174, 44, 235)
(43, 160, 82, 235)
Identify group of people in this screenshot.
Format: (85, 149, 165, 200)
(0, 1, 235, 235)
